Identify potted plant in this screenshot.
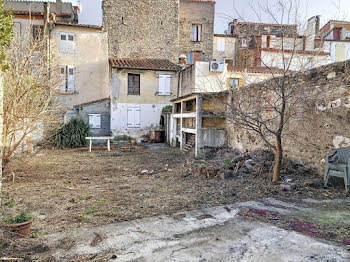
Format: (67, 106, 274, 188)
(130, 137, 136, 145)
(1, 212, 33, 237)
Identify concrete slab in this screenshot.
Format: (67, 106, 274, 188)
(44, 202, 350, 261)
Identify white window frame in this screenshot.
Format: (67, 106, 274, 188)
(127, 107, 141, 128)
(59, 32, 75, 53)
(158, 75, 171, 96)
(241, 39, 247, 47)
(191, 24, 202, 42)
(89, 114, 102, 129)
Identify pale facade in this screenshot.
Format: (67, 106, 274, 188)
(212, 35, 236, 61)
(50, 23, 110, 109)
(110, 59, 180, 140)
(260, 50, 331, 71)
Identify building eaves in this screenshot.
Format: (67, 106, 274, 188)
(109, 58, 180, 71)
(54, 22, 102, 30)
(260, 48, 329, 56)
(73, 97, 110, 108)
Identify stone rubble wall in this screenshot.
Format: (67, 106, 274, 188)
(102, 0, 180, 63)
(227, 60, 350, 170)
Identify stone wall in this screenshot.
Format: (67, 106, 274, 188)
(179, 0, 215, 61)
(103, 0, 180, 63)
(227, 60, 350, 170)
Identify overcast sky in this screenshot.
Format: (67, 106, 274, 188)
(43, 0, 350, 33)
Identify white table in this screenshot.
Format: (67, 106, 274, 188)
(85, 136, 113, 152)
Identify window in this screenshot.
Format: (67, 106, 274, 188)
(89, 114, 101, 129)
(158, 75, 171, 95)
(59, 66, 75, 93)
(241, 39, 247, 47)
(347, 31, 350, 38)
(128, 74, 140, 95)
(33, 25, 44, 39)
(229, 78, 239, 89)
(217, 38, 225, 52)
(59, 32, 75, 53)
(191, 24, 202, 41)
(14, 22, 21, 35)
(230, 24, 234, 35)
(127, 108, 141, 128)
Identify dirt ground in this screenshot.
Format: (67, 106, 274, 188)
(0, 144, 349, 260)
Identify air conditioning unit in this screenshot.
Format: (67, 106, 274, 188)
(209, 61, 225, 72)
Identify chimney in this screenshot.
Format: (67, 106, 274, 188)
(315, 15, 320, 37)
(56, 0, 62, 16)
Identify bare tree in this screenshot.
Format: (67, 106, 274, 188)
(2, 25, 63, 166)
(224, 0, 333, 182)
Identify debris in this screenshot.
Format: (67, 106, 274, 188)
(280, 183, 297, 192)
(90, 232, 105, 247)
(282, 177, 293, 183)
(219, 172, 231, 180)
(141, 170, 149, 174)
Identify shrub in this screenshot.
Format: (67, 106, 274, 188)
(48, 117, 92, 149)
(4, 212, 32, 224)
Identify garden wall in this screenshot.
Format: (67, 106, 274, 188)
(227, 60, 350, 170)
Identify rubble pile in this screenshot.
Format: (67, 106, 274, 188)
(186, 148, 318, 183)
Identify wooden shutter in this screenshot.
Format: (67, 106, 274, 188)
(158, 75, 165, 95)
(134, 108, 141, 127)
(68, 34, 75, 53)
(127, 108, 141, 127)
(127, 108, 134, 127)
(59, 33, 68, 53)
(188, 53, 193, 65)
(218, 38, 225, 51)
(197, 25, 202, 41)
(164, 76, 171, 95)
(67, 66, 75, 92)
(191, 25, 196, 41)
(59, 66, 67, 92)
(89, 114, 101, 128)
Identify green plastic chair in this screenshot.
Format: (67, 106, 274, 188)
(324, 147, 350, 193)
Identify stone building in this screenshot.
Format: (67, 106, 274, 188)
(179, 0, 215, 63)
(102, 0, 215, 64)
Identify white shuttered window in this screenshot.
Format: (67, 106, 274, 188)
(217, 38, 225, 51)
(158, 75, 171, 95)
(89, 114, 101, 129)
(60, 32, 75, 53)
(127, 108, 141, 128)
(59, 66, 75, 93)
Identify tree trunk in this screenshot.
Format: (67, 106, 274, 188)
(0, 75, 3, 206)
(273, 135, 282, 183)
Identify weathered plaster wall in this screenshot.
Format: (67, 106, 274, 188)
(179, 0, 215, 61)
(213, 35, 236, 61)
(110, 68, 178, 140)
(103, 0, 180, 63)
(51, 25, 110, 108)
(227, 60, 350, 168)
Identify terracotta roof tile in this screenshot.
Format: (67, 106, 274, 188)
(109, 58, 180, 71)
